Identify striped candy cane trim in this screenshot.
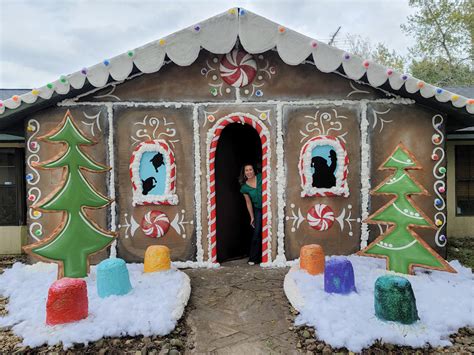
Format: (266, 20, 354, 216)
(207, 113, 271, 263)
(129, 139, 178, 206)
(299, 135, 349, 197)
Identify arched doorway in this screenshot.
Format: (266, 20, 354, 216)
(215, 122, 262, 262)
(207, 114, 271, 264)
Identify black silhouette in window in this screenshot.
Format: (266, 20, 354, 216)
(142, 176, 157, 195)
(150, 152, 164, 172)
(311, 149, 337, 188)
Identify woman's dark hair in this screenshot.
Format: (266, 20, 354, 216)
(239, 163, 259, 185)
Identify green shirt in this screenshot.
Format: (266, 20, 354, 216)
(240, 173, 262, 209)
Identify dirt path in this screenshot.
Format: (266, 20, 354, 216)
(184, 259, 298, 354)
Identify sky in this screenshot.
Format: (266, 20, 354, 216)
(0, 0, 416, 89)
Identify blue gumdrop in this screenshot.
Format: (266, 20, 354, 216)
(324, 256, 356, 295)
(97, 258, 132, 298)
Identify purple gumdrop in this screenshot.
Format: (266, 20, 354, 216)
(324, 256, 356, 295)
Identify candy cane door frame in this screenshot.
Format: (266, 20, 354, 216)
(207, 113, 271, 264)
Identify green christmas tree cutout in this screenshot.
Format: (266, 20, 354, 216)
(358, 143, 455, 275)
(24, 110, 116, 278)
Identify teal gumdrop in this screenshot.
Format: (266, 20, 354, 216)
(374, 275, 419, 325)
(97, 258, 132, 298)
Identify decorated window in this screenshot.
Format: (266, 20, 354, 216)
(129, 139, 178, 206)
(299, 135, 349, 197)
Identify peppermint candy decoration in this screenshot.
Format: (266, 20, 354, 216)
(307, 204, 335, 231)
(141, 210, 170, 238)
(219, 49, 257, 87)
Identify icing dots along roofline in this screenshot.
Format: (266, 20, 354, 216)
(1, 8, 473, 116)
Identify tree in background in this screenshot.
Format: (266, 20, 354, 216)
(402, 0, 473, 86)
(342, 0, 472, 86)
(345, 34, 406, 72)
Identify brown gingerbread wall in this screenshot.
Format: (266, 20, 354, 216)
(24, 49, 447, 265)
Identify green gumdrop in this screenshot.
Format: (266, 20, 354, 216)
(47, 83, 53, 89)
(374, 275, 419, 325)
(34, 229, 42, 236)
(439, 167, 446, 174)
(210, 88, 218, 96)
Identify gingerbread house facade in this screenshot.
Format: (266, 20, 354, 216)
(1, 9, 472, 266)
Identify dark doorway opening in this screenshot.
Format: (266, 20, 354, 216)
(215, 122, 262, 263)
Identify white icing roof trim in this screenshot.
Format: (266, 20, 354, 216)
(1, 8, 472, 115)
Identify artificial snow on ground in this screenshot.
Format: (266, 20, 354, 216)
(284, 255, 473, 352)
(0, 262, 191, 349)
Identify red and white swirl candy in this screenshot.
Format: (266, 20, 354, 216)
(307, 204, 335, 231)
(219, 49, 257, 87)
(141, 210, 170, 238)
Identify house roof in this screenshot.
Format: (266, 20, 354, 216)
(0, 8, 473, 126)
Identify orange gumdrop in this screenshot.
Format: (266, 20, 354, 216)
(300, 244, 325, 275)
(144, 245, 171, 273)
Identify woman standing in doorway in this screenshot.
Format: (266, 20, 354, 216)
(239, 163, 262, 265)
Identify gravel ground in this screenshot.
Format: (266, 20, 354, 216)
(0, 237, 472, 354)
(291, 236, 474, 354)
(0, 255, 192, 355)
(290, 307, 474, 354)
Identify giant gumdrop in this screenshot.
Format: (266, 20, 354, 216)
(324, 256, 356, 294)
(374, 275, 419, 324)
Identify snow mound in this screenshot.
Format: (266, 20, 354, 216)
(0, 262, 191, 349)
(284, 255, 473, 352)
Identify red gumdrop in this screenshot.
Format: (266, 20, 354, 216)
(46, 277, 88, 325)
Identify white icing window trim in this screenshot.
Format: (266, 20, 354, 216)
(129, 139, 178, 206)
(299, 135, 349, 197)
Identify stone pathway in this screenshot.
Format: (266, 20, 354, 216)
(184, 259, 298, 354)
